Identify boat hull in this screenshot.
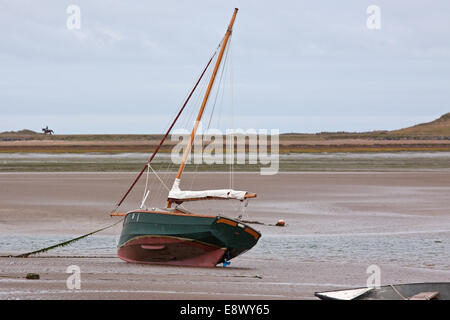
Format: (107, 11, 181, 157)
(117, 210, 261, 267)
(118, 235, 227, 267)
(315, 283, 450, 300)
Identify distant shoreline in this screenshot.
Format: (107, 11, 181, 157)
(1, 151, 449, 172)
(2, 112, 449, 153)
(0, 137, 449, 153)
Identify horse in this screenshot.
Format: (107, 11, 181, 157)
(42, 127, 54, 135)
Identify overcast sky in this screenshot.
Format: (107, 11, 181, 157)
(1, 0, 449, 134)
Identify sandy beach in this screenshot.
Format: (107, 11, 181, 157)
(1, 172, 449, 299)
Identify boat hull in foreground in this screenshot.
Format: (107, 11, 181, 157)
(315, 283, 450, 300)
(117, 210, 261, 267)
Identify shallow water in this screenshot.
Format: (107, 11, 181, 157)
(1, 151, 450, 172)
(2, 231, 448, 270)
(249, 233, 450, 270)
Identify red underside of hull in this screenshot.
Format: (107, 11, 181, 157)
(117, 236, 226, 267)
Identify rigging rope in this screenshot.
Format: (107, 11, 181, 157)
(187, 34, 233, 214)
(148, 164, 170, 192)
(14, 218, 124, 258)
(140, 164, 151, 208)
(112, 46, 219, 212)
(229, 34, 235, 190)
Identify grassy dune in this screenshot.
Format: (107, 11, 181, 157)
(1, 113, 449, 154)
(390, 113, 450, 137)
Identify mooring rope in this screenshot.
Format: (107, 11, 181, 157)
(13, 218, 124, 258)
(390, 284, 407, 300)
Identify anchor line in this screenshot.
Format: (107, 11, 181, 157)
(14, 218, 124, 258)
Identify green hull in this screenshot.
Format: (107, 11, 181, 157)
(117, 210, 261, 266)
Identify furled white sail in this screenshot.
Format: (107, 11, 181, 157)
(168, 178, 248, 202)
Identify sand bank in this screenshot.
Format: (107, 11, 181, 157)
(0, 172, 449, 299)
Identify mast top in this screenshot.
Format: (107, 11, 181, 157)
(167, 8, 243, 208)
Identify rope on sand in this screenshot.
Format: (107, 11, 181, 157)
(13, 218, 124, 258)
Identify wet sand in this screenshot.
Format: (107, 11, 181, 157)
(1, 172, 449, 299)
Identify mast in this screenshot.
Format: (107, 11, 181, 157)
(172, 8, 238, 191)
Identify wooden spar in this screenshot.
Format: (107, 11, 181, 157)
(111, 51, 217, 212)
(173, 8, 239, 184)
(110, 212, 127, 217)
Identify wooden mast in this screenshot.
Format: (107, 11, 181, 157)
(168, 9, 238, 207)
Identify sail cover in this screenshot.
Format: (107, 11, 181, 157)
(168, 178, 248, 202)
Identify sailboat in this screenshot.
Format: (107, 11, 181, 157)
(110, 8, 261, 267)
